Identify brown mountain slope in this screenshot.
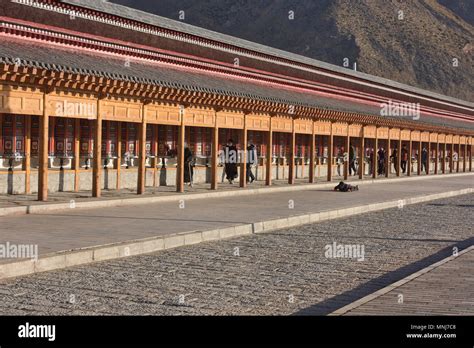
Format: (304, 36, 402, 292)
(332, 0, 474, 101)
(111, 0, 474, 102)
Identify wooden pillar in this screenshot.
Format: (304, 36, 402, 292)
(426, 137, 430, 175)
(434, 136, 439, 175)
(456, 136, 461, 173)
(372, 129, 378, 179)
(450, 141, 454, 173)
(211, 118, 219, 190)
(407, 132, 412, 176)
(309, 120, 315, 183)
(385, 130, 391, 178)
(442, 142, 446, 174)
(0, 116, 2, 167)
(240, 115, 248, 188)
(469, 140, 473, 172)
(344, 131, 350, 180)
(92, 97, 102, 198)
(265, 117, 273, 186)
(417, 140, 422, 175)
(300, 136, 305, 180)
(152, 124, 158, 187)
(116, 122, 122, 190)
(38, 93, 50, 201)
(24, 116, 31, 194)
(397, 137, 402, 177)
(73, 118, 80, 192)
(289, 118, 296, 185)
(359, 130, 365, 180)
(462, 139, 467, 173)
(176, 106, 185, 193)
(137, 103, 147, 194)
(327, 122, 333, 182)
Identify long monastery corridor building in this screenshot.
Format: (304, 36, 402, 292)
(0, 0, 473, 201)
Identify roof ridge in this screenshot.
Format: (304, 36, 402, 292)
(58, 0, 474, 108)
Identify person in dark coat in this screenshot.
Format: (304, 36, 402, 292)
(183, 144, 194, 186)
(401, 145, 408, 173)
(421, 147, 428, 173)
(224, 139, 238, 184)
(377, 147, 385, 175)
(246, 143, 257, 183)
(349, 144, 357, 176)
(334, 181, 359, 192)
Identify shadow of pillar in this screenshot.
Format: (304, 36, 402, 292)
(104, 168, 109, 190)
(59, 170, 64, 192)
(7, 171, 13, 195)
(159, 167, 167, 186)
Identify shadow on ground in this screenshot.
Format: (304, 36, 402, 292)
(293, 236, 474, 316)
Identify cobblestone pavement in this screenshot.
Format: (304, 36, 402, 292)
(345, 249, 474, 315)
(0, 194, 472, 315)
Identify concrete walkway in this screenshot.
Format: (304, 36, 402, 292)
(0, 173, 406, 209)
(0, 174, 472, 260)
(0, 173, 466, 213)
(340, 247, 474, 315)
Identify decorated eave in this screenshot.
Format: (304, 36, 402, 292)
(2, 59, 473, 137)
(0, 0, 472, 136)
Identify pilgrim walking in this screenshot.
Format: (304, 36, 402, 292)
(183, 143, 194, 186)
(224, 139, 238, 184)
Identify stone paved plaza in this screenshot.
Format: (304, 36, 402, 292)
(0, 193, 472, 315)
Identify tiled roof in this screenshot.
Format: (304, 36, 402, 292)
(62, 0, 474, 109)
(0, 38, 473, 131)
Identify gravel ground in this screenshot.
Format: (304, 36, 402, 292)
(0, 194, 472, 316)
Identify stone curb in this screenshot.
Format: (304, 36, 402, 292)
(0, 172, 472, 217)
(0, 187, 472, 280)
(328, 245, 474, 316)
